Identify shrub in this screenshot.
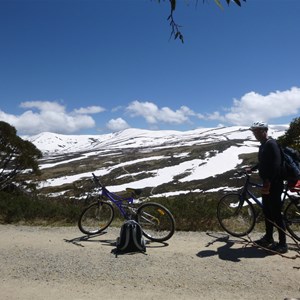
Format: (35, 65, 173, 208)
(148, 193, 221, 232)
(0, 190, 222, 232)
(0, 191, 82, 225)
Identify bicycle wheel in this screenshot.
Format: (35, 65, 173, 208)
(78, 201, 114, 235)
(284, 198, 300, 241)
(217, 193, 256, 237)
(137, 202, 175, 242)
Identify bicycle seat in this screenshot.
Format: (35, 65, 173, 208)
(126, 188, 143, 197)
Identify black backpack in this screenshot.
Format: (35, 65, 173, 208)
(113, 220, 146, 255)
(280, 146, 300, 184)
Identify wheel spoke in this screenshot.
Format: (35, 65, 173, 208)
(137, 203, 175, 242)
(217, 193, 256, 237)
(78, 202, 114, 235)
(285, 199, 300, 241)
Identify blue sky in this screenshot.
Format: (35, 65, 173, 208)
(1, 0, 300, 135)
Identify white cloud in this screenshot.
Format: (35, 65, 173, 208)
(204, 87, 300, 125)
(20, 101, 66, 113)
(73, 106, 105, 114)
(111, 105, 124, 112)
(2, 87, 299, 135)
(106, 118, 130, 132)
(126, 100, 195, 125)
(0, 101, 104, 135)
(200, 111, 225, 122)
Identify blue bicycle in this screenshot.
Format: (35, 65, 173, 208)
(78, 173, 175, 242)
(217, 172, 300, 241)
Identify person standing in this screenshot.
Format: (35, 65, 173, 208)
(249, 121, 288, 253)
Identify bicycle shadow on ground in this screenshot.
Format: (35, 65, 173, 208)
(144, 240, 169, 248)
(64, 232, 169, 249)
(64, 231, 114, 248)
(196, 232, 270, 262)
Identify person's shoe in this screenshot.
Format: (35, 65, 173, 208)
(269, 243, 288, 254)
(254, 236, 274, 248)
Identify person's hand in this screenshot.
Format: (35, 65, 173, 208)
(261, 181, 271, 195)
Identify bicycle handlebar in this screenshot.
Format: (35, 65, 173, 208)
(236, 170, 299, 192)
(92, 173, 104, 188)
(234, 170, 263, 189)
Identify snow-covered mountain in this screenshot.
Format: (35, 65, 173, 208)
(26, 125, 287, 155)
(24, 125, 288, 198)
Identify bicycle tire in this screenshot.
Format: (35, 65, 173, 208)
(78, 201, 114, 235)
(217, 193, 256, 237)
(284, 198, 300, 241)
(137, 202, 175, 242)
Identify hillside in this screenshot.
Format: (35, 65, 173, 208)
(24, 125, 288, 199)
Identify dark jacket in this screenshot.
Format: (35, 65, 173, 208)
(258, 138, 282, 182)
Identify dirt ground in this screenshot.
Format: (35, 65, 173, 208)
(0, 224, 299, 300)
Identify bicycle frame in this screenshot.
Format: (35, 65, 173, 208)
(239, 173, 298, 210)
(240, 174, 263, 208)
(92, 173, 136, 219)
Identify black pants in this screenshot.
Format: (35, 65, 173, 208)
(262, 180, 286, 245)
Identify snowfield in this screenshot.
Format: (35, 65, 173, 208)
(25, 125, 288, 195)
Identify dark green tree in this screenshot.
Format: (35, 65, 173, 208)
(0, 121, 42, 190)
(277, 117, 300, 151)
(165, 0, 246, 43)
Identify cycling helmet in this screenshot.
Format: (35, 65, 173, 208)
(250, 121, 268, 131)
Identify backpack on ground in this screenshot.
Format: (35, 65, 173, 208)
(279, 145, 300, 184)
(113, 220, 146, 255)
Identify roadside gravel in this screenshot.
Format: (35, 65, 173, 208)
(0, 225, 299, 300)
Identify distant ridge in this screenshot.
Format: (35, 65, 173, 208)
(23, 125, 289, 196)
(24, 125, 288, 155)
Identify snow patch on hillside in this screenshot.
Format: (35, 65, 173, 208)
(26, 125, 287, 193)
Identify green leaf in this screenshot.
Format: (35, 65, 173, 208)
(214, 0, 224, 10)
(225, 0, 246, 6)
(179, 34, 184, 44)
(233, 0, 242, 7)
(170, 0, 176, 12)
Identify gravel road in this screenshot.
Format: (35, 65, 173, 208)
(0, 225, 299, 300)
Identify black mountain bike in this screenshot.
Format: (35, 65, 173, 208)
(217, 172, 300, 241)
